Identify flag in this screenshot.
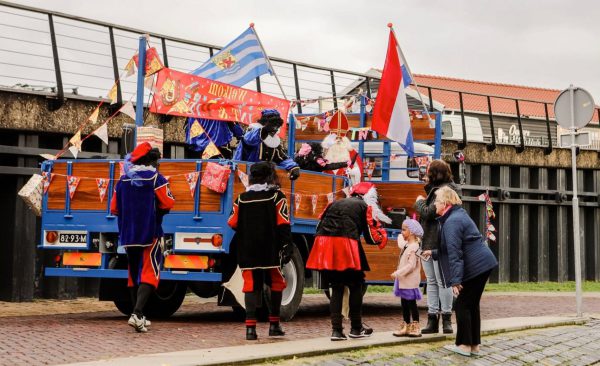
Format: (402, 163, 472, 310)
(67, 175, 81, 200)
(191, 27, 272, 87)
(88, 106, 100, 124)
(372, 29, 415, 157)
(202, 141, 221, 159)
(107, 84, 118, 104)
(189, 119, 206, 139)
(119, 101, 136, 120)
(124, 56, 136, 77)
(96, 178, 108, 203)
(93, 122, 109, 145)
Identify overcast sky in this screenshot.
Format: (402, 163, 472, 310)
(7, 0, 600, 100)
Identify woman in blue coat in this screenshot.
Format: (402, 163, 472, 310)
(423, 186, 498, 357)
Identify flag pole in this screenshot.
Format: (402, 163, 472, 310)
(250, 23, 289, 101)
(250, 23, 301, 146)
(388, 23, 435, 126)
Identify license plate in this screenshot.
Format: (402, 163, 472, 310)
(59, 233, 87, 245)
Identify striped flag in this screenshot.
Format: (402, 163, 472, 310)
(372, 29, 414, 157)
(191, 27, 272, 87)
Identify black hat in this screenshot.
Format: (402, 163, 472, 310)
(249, 161, 275, 184)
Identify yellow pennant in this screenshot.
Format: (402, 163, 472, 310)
(88, 105, 100, 124)
(202, 142, 220, 159)
(190, 120, 205, 139)
(124, 57, 136, 77)
(69, 130, 82, 150)
(107, 84, 118, 105)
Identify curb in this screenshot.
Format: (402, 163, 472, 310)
(63, 316, 589, 366)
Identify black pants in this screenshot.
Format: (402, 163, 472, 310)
(401, 298, 419, 323)
(244, 269, 284, 326)
(454, 270, 492, 346)
(329, 279, 365, 331)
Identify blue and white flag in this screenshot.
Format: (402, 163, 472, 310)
(191, 27, 272, 87)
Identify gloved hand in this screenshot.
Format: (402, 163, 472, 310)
(280, 243, 294, 265)
(288, 167, 300, 181)
(260, 120, 281, 139)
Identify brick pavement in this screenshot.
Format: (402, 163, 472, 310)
(0, 294, 599, 366)
(268, 319, 600, 366)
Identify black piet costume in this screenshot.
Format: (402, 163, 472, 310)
(294, 142, 348, 173)
(306, 182, 388, 340)
(227, 161, 293, 340)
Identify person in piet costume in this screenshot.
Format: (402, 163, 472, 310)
(321, 111, 363, 184)
(306, 182, 390, 341)
(227, 161, 293, 341)
(110, 142, 175, 333)
(233, 109, 300, 180)
(294, 142, 348, 172)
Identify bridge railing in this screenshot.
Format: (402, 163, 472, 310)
(0, 0, 599, 152)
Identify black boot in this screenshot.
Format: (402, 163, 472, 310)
(269, 322, 285, 336)
(246, 326, 257, 340)
(421, 313, 440, 334)
(442, 313, 453, 334)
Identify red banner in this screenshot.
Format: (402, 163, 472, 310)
(150, 68, 290, 127)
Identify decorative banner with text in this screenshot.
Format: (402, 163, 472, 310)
(150, 68, 291, 130)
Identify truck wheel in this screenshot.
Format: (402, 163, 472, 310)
(113, 299, 133, 316)
(144, 280, 187, 318)
(278, 245, 304, 321)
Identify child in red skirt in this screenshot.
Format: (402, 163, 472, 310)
(392, 218, 424, 337)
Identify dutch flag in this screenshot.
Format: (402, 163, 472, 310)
(372, 29, 415, 157)
(191, 27, 272, 87)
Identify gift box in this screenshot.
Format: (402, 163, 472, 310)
(201, 162, 231, 193)
(136, 126, 164, 155)
(18, 174, 44, 217)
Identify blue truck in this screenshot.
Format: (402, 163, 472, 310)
(38, 37, 442, 320)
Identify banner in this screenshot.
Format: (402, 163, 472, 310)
(150, 68, 290, 126)
(67, 175, 81, 200)
(42, 172, 53, 194)
(237, 170, 249, 188)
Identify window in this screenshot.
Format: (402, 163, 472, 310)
(441, 120, 453, 137)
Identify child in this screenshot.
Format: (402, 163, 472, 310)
(391, 218, 424, 337)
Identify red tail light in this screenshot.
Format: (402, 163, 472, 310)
(207, 258, 216, 268)
(46, 231, 58, 243)
(211, 234, 223, 247)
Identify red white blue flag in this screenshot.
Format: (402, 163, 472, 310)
(372, 29, 414, 157)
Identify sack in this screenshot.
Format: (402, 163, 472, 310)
(18, 174, 44, 217)
(201, 162, 231, 193)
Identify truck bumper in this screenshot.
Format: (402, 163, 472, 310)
(44, 267, 222, 282)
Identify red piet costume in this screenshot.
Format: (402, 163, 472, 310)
(305, 182, 387, 337)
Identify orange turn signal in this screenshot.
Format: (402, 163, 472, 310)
(211, 234, 223, 247)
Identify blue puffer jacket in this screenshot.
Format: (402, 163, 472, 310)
(432, 205, 498, 287)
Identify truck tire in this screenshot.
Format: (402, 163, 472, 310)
(144, 280, 188, 318)
(278, 244, 304, 321)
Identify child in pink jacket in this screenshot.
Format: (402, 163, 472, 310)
(392, 218, 424, 337)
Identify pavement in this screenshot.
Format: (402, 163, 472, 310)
(1, 292, 599, 366)
(62, 315, 590, 366)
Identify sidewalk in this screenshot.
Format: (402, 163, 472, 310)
(62, 315, 588, 366)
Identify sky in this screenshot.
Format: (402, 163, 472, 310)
(6, 0, 600, 100)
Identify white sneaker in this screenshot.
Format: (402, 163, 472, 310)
(128, 314, 148, 333)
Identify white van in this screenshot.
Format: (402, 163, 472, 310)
(352, 141, 434, 182)
(441, 114, 484, 143)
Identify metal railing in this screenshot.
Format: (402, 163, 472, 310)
(1, 0, 599, 153)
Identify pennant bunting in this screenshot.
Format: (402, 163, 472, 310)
(478, 192, 496, 243)
(134, 47, 164, 77)
(69, 131, 82, 149)
(118, 162, 125, 177)
(185, 172, 199, 198)
(189, 120, 206, 139)
(119, 101, 136, 120)
(144, 75, 155, 91)
(124, 56, 136, 77)
(96, 178, 108, 203)
(326, 192, 334, 203)
(93, 122, 109, 145)
(202, 141, 221, 159)
(164, 175, 171, 182)
(237, 170, 249, 188)
(68, 145, 80, 159)
(40, 153, 57, 161)
(311, 194, 318, 214)
(88, 106, 100, 124)
(294, 193, 301, 211)
(67, 175, 81, 200)
(107, 84, 118, 104)
(42, 172, 53, 194)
